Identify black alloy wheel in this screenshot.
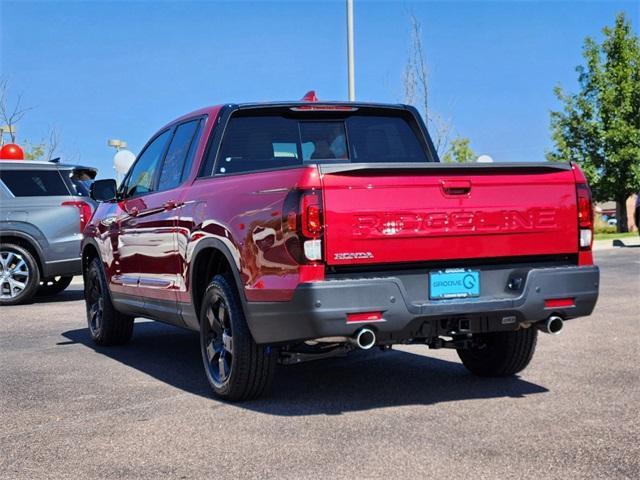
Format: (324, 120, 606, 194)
(202, 292, 234, 388)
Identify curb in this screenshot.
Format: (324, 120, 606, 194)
(593, 238, 640, 251)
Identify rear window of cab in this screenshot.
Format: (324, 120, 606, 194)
(212, 110, 432, 175)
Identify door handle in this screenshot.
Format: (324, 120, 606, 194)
(441, 180, 472, 196)
(128, 206, 139, 217)
(163, 200, 184, 211)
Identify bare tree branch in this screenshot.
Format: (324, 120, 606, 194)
(0, 79, 33, 144)
(402, 58, 417, 106)
(410, 14, 429, 117)
(402, 13, 451, 155)
(45, 126, 60, 161)
(65, 149, 82, 164)
(427, 111, 452, 155)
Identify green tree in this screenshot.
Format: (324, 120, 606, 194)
(547, 13, 640, 232)
(23, 142, 46, 160)
(441, 136, 476, 163)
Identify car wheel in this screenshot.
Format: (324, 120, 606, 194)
(0, 243, 40, 306)
(199, 274, 276, 401)
(84, 257, 134, 345)
(457, 327, 538, 377)
(38, 276, 74, 296)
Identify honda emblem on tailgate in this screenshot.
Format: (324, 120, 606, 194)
(334, 252, 374, 260)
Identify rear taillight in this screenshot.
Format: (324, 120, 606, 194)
(284, 189, 324, 262)
(301, 193, 323, 238)
(62, 201, 92, 233)
(576, 183, 593, 250)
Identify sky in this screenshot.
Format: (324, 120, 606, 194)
(1, 0, 638, 178)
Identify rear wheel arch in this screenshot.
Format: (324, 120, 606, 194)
(81, 242, 100, 273)
(190, 240, 247, 323)
(0, 233, 44, 277)
(0, 241, 41, 304)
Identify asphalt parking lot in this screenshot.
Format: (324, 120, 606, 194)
(1, 247, 639, 480)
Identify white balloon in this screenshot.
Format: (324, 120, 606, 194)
(476, 154, 494, 163)
(113, 150, 136, 174)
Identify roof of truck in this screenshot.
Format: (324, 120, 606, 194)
(161, 101, 412, 131)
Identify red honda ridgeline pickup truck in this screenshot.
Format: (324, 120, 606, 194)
(84, 98, 599, 400)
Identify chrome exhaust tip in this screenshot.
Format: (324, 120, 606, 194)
(538, 315, 564, 335)
(350, 328, 376, 350)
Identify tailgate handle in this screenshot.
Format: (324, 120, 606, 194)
(441, 180, 471, 196)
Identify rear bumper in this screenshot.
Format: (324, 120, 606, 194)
(245, 265, 599, 344)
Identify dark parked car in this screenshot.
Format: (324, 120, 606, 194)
(0, 160, 96, 305)
(83, 99, 598, 401)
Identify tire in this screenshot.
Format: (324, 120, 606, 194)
(84, 257, 134, 345)
(38, 276, 73, 296)
(199, 274, 276, 401)
(0, 243, 41, 306)
(457, 328, 538, 377)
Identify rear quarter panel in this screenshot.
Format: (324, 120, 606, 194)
(178, 168, 317, 305)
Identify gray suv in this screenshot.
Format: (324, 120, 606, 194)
(0, 160, 96, 305)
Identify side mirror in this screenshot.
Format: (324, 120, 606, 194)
(90, 179, 118, 202)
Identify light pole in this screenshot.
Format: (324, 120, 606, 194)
(108, 139, 132, 184)
(107, 139, 127, 152)
(0, 125, 17, 147)
(346, 0, 355, 101)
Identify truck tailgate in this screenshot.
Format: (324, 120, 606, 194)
(320, 163, 579, 266)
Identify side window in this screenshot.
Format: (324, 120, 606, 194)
(157, 119, 202, 191)
(124, 129, 171, 198)
(0, 170, 69, 196)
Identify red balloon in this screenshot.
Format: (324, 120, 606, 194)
(0, 143, 25, 160)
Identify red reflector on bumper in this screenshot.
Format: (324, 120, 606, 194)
(544, 298, 574, 308)
(346, 312, 383, 324)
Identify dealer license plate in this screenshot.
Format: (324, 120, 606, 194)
(429, 269, 480, 300)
